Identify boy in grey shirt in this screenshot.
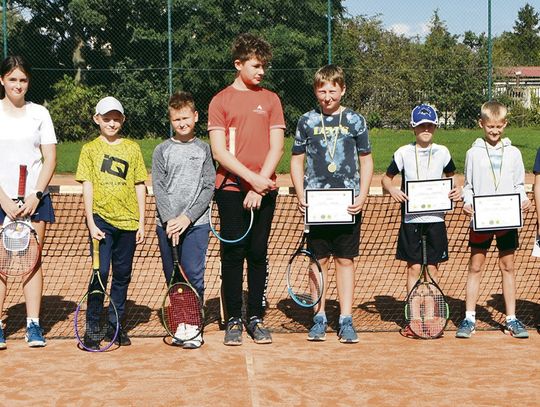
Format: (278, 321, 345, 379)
(152, 91, 216, 348)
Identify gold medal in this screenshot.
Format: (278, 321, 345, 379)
(328, 162, 337, 173)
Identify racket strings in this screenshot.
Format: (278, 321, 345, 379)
(287, 252, 323, 307)
(75, 290, 119, 351)
(407, 283, 448, 337)
(163, 283, 203, 338)
(0, 225, 40, 276)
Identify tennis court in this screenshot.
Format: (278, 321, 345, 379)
(2, 332, 539, 406)
(1, 176, 539, 406)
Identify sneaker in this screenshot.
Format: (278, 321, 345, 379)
(504, 319, 529, 339)
(224, 317, 243, 346)
(104, 324, 131, 346)
(338, 316, 359, 344)
(0, 324, 6, 349)
(183, 325, 204, 349)
(83, 332, 101, 351)
(456, 318, 476, 338)
(307, 315, 327, 341)
(172, 323, 187, 346)
(25, 322, 46, 347)
(246, 316, 272, 344)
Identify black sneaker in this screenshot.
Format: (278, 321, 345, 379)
(224, 317, 243, 346)
(115, 328, 131, 346)
(83, 332, 101, 351)
(104, 324, 132, 346)
(246, 316, 272, 344)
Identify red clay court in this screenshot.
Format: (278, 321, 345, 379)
(1, 174, 538, 406)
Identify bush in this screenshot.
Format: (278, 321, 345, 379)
(48, 76, 104, 142)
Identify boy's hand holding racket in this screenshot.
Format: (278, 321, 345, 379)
(166, 214, 191, 237)
(243, 190, 262, 210)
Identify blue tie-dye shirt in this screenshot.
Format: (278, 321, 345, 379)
(292, 107, 371, 195)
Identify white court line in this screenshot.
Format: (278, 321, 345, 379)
(245, 351, 260, 407)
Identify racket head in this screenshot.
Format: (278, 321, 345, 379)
(209, 199, 254, 244)
(286, 249, 324, 308)
(161, 281, 204, 343)
(0, 220, 41, 276)
(74, 288, 119, 352)
(405, 281, 449, 339)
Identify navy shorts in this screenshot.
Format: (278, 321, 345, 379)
(0, 194, 55, 224)
(469, 228, 519, 251)
(307, 214, 361, 259)
(396, 222, 449, 265)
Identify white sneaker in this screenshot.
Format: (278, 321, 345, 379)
(182, 324, 203, 349)
(172, 323, 187, 345)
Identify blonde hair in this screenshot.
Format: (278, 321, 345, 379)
(480, 101, 507, 121)
(313, 64, 345, 89)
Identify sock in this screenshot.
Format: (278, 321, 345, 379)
(506, 315, 517, 323)
(339, 314, 351, 325)
(465, 311, 476, 323)
(315, 312, 327, 323)
(26, 317, 39, 327)
(0, 319, 3, 329)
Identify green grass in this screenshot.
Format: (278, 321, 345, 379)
(56, 127, 540, 175)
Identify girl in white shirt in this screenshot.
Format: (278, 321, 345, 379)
(0, 55, 57, 348)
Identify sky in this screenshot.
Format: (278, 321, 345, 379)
(342, 0, 540, 38)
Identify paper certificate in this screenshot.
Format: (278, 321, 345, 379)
(473, 193, 522, 231)
(305, 188, 355, 225)
(405, 179, 453, 214)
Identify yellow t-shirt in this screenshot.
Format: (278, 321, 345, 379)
(76, 137, 147, 230)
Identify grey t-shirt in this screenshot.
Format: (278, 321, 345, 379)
(152, 137, 216, 227)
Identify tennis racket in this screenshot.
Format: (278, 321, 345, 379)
(74, 238, 119, 352)
(161, 244, 204, 345)
(286, 228, 324, 308)
(0, 165, 41, 277)
(209, 175, 254, 244)
(404, 227, 449, 339)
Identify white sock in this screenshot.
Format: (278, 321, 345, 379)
(465, 311, 476, 323)
(506, 315, 517, 323)
(26, 317, 39, 327)
(0, 319, 3, 329)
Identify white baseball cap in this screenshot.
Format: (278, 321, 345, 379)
(95, 96, 124, 115)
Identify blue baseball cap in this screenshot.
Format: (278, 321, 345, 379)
(410, 104, 438, 127)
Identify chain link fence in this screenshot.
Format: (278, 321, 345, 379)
(0, 1, 538, 141)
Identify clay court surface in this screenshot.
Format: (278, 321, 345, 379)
(1, 331, 539, 406)
(0, 173, 538, 406)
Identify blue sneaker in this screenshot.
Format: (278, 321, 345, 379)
(504, 319, 529, 338)
(338, 316, 359, 343)
(456, 319, 475, 338)
(307, 315, 327, 341)
(25, 322, 46, 347)
(0, 324, 6, 349)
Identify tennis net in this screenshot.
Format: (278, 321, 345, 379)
(2, 187, 538, 339)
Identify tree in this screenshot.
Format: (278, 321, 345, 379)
(508, 3, 540, 65)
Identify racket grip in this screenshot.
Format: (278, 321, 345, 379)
(18, 165, 27, 199)
(92, 239, 100, 270)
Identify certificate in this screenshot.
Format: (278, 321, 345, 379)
(305, 188, 354, 225)
(405, 179, 453, 214)
(473, 193, 522, 231)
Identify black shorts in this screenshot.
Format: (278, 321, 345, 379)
(469, 228, 519, 251)
(306, 214, 361, 259)
(396, 222, 449, 265)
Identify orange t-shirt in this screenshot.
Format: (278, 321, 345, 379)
(208, 85, 285, 191)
